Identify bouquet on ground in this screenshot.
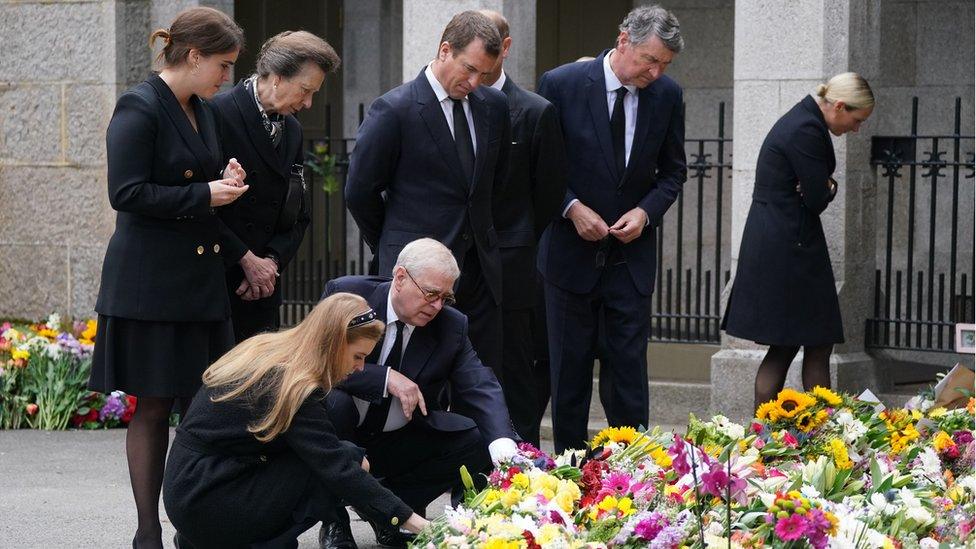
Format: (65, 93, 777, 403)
(413, 386, 975, 548)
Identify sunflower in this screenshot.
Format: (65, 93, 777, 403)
(590, 426, 639, 447)
(756, 400, 780, 422)
(811, 386, 842, 407)
(772, 389, 816, 420)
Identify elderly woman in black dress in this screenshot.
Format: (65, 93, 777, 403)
(722, 72, 874, 411)
(163, 292, 428, 547)
(87, 8, 247, 548)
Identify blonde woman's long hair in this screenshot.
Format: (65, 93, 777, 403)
(202, 292, 384, 442)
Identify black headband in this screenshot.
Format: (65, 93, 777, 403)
(348, 309, 378, 328)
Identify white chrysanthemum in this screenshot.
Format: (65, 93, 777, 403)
(912, 447, 945, 488)
(869, 493, 895, 517)
(800, 484, 822, 499)
(712, 414, 746, 440)
(46, 313, 61, 331)
(830, 512, 888, 549)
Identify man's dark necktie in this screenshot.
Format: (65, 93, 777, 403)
(361, 321, 405, 434)
(452, 98, 476, 183)
(611, 86, 628, 178)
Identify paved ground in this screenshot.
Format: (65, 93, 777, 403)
(0, 429, 454, 548)
(0, 423, 684, 548)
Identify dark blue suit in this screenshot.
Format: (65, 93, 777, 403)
(345, 70, 511, 376)
(537, 52, 686, 451)
(322, 276, 514, 512)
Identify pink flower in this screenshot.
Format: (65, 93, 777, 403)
(751, 422, 763, 433)
(774, 514, 808, 541)
(601, 472, 632, 496)
(781, 431, 799, 447)
(668, 435, 691, 476)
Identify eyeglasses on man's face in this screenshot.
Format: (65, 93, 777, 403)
(404, 269, 456, 306)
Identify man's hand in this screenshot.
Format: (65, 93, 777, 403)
(386, 369, 427, 421)
(567, 201, 610, 242)
(239, 251, 277, 299)
(609, 207, 648, 244)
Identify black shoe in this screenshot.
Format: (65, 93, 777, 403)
(318, 520, 358, 549)
(353, 509, 416, 548)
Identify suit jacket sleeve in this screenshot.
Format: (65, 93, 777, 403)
(638, 90, 686, 226)
(787, 122, 834, 216)
(106, 92, 212, 218)
(448, 317, 514, 441)
(537, 73, 578, 213)
(283, 393, 414, 526)
(213, 109, 251, 266)
(265, 126, 311, 268)
(344, 97, 400, 250)
(531, 103, 568, 237)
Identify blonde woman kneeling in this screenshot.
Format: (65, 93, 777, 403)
(163, 293, 427, 548)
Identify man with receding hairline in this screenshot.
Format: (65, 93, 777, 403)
(537, 5, 687, 452)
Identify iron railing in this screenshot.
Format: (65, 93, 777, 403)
(280, 103, 734, 346)
(866, 97, 975, 352)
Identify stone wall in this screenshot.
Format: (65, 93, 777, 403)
(0, 0, 231, 321)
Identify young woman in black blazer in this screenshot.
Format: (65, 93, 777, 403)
(163, 293, 428, 547)
(211, 31, 341, 343)
(87, 8, 247, 548)
(722, 72, 875, 411)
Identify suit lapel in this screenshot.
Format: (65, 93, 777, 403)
(415, 74, 469, 189)
(623, 84, 658, 186)
(148, 75, 217, 177)
(231, 81, 288, 178)
(400, 327, 436, 379)
(365, 282, 391, 364)
(280, 117, 301, 175)
(469, 89, 491, 195)
(585, 57, 619, 182)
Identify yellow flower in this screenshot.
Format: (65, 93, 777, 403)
(11, 348, 29, 361)
(531, 472, 559, 494)
(756, 400, 780, 421)
(536, 524, 562, 545)
(824, 511, 839, 535)
(483, 538, 523, 549)
(36, 328, 59, 340)
(811, 386, 843, 407)
(597, 495, 618, 512)
(928, 407, 948, 419)
(933, 430, 956, 453)
(481, 489, 502, 507)
(773, 389, 817, 419)
(650, 445, 672, 468)
(553, 490, 576, 514)
(501, 489, 522, 508)
(80, 319, 97, 345)
(830, 438, 853, 469)
(889, 423, 920, 454)
(511, 472, 530, 490)
(590, 426, 639, 447)
(617, 497, 635, 516)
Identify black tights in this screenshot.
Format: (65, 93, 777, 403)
(754, 344, 833, 411)
(128, 397, 187, 549)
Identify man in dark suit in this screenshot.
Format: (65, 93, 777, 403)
(345, 11, 511, 378)
(213, 31, 341, 342)
(479, 10, 566, 446)
(318, 238, 518, 549)
(537, 5, 687, 452)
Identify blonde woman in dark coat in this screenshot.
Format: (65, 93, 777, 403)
(722, 72, 874, 411)
(163, 293, 428, 548)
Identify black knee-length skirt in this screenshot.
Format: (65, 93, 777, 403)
(88, 315, 234, 398)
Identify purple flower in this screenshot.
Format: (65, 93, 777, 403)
(649, 524, 688, 548)
(99, 391, 127, 422)
(700, 461, 748, 504)
(633, 511, 668, 541)
(953, 430, 974, 445)
(668, 435, 690, 476)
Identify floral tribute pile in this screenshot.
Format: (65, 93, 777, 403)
(0, 314, 136, 430)
(415, 386, 976, 548)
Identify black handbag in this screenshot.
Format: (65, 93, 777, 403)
(277, 163, 308, 232)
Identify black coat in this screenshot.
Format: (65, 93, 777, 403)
(324, 276, 516, 442)
(211, 80, 310, 309)
(344, 70, 511, 303)
(722, 95, 844, 346)
(95, 74, 230, 321)
(163, 384, 413, 546)
(494, 77, 567, 309)
(536, 52, 687, 296)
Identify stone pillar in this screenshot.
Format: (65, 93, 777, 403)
(0, 0, 231, 320)
(710, 0, 885, 422)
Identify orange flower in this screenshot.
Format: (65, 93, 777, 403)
(25, 403, 38, 415)
(967, 397, 974, 415)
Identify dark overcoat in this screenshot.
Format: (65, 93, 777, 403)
(722, 95, 844, 346)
